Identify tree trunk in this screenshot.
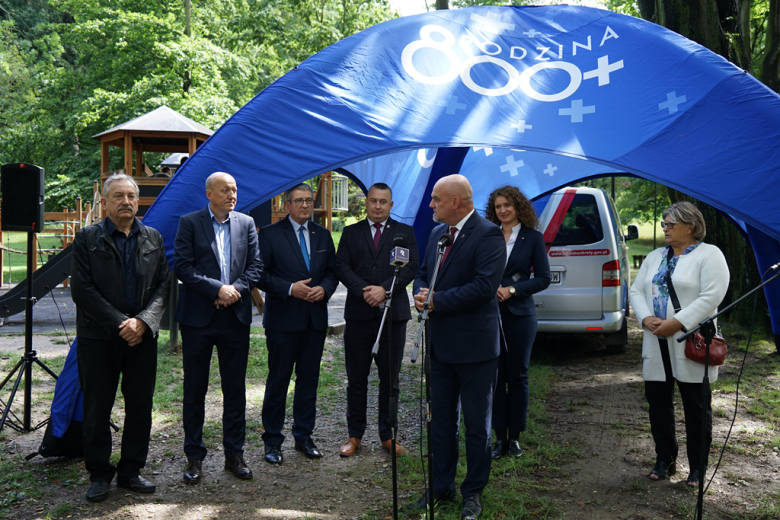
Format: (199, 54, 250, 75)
(435, 0, 449, 10)
(652, 0, 751, 70)
(761, 0, 780, 91)
(653, 1, 767, 331)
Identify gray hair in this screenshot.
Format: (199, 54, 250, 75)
(103, 173, 139, 198)
(663, 201, 706, 241)
(285, 183, 314, 201)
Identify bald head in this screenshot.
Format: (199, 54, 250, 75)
(205, 171, 235, 191)
(206, 171, 238, 221)
(429, 174, 474, 225)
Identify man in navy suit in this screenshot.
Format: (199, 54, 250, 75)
(174, 172, 263, 484)
(257, 183, 338, 464)
(409, 174, 505, 520)
(334, 183, 419, 457)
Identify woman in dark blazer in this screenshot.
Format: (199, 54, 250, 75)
(486, 186, 551, 459)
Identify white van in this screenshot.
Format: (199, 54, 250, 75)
(532, 187, 638, 353)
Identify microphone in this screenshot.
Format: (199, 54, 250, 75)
(390, 246, 410, 267)
(392, 234, 406, 247)
(437, 233, 453, 249)
(771, 262, 780, 271)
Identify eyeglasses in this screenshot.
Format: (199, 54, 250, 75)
(291, 198, 314, 207)
(660, 221, 682, 229)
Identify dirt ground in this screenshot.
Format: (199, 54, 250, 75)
(1, 312, 779, 519)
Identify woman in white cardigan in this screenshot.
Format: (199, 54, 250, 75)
(630, 202, 729, 488)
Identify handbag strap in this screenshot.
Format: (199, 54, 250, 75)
(665, 247, 683, 314)
(665, 247, 692, 334)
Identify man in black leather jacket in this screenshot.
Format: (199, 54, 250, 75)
(71, 173, 170, 503)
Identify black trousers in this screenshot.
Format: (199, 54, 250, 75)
(77, 335, 157, 483)
(261, 325, 326, 446)
(492, 309, 537, 437)
(645, 338, 712, 472)
(181, 309, 250, 460)
(343, 318, 406, 441)
(430, 355, 498, 498)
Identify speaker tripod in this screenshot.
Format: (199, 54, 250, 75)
(0, 232, 58, 434)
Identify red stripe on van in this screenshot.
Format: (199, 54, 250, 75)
(543, 188, 577, 254)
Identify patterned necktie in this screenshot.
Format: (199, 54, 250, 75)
(299, 225, 310, 271)
(441, 226, 457, 265)
(373, 222, 382, 251)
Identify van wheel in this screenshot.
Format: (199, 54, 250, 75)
(605, 317, 628, 354)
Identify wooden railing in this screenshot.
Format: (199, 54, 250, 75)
(0, 194, 95, 286)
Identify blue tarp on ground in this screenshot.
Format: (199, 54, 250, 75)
(50, 338, 83, 438)
(142, 5, 780, 332)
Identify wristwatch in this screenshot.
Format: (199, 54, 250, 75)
(508, 286, 516, 296)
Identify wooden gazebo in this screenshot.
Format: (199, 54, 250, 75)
(92, 105, 213, 177)
(91, 105, 213, 217)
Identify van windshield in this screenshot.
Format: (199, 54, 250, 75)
(550, 194, 604, 246)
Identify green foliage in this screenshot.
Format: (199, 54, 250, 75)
(1, 0, 395, 210)
(751, 0, 769, 78)
(343, 180, 367, 220)
(601, 0, 641, 18)
(615, 178, 671, 224)
(452, 0, 536, 8)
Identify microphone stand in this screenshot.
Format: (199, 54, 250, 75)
(371, 262, 403, 520)
(677, 267, 780, 520)
(411, 240, 448, 520)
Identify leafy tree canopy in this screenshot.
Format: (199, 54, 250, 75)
(0, 0, 396, 209)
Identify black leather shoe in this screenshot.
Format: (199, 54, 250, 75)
(462, 495, 482, 520)
(183, 457, 202, 484)
(264, 445, 283, 465)
(508, 440, 524, 458)
(491, 440, 507, 460)
(648, 459, 677, 481)
(117, 475, 156, 494)
(85, 481, 110, 502)
(686, 469, 701, 488)
(294, 440, 323, 459)
(225, 455, 253, 479)
(404, 489, 456, 511)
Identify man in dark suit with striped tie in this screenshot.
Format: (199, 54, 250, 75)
(257, 183, 338, 464)
(334, 183, 419, 457)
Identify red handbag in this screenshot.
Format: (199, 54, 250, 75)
(666, 248, 728, 366)
(683, 332, 727, 366)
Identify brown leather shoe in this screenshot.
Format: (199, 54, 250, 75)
(381, 439, 406, 456)
(225, 455, 253, 479)
(339, 437, 361, 457)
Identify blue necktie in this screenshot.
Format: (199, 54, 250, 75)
(299, 226, 310, 271)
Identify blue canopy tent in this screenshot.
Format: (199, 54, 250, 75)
(143, 5, 780, 337)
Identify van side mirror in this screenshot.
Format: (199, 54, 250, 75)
(624, 225, 639, 241)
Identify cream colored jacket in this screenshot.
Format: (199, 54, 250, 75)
(630, 243, 729, 383)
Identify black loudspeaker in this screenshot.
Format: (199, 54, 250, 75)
(1, 163, 45, 232)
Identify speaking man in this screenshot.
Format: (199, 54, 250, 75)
(71, 173, 170, 503)
(174, 172, 263, 483)
(409, 174, 505, 520)
(334, 183, 419, 457)
(257, 183, 338, 464)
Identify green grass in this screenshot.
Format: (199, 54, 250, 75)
(0, 324, 581, 518)
(625, 221, 661, 285)
(709, 322, 780, 453)
(384, 363, 573, 520)
(1, 231, 66, 285)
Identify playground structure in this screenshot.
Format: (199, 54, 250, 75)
(0, 105, 348, 322)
